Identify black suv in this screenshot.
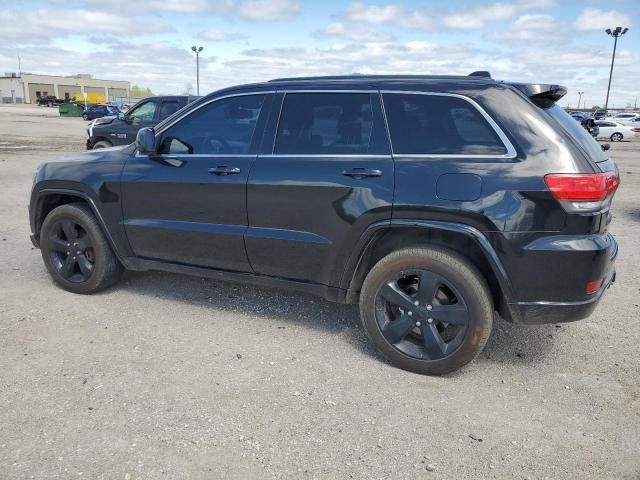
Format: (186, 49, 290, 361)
(86, 95, 198, 149)
(29, 73, 619, 375)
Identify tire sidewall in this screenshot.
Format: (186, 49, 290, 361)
(359, 249, 492, 375)
(40, 207, 110, 294)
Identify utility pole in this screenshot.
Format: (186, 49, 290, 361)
(604, 26, 629, 114)
(191, 46, 203, 96)
(17, 56, 21, 75)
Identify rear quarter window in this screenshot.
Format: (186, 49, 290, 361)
(382, 93, 508, 156)
(544, 105, 607, 162)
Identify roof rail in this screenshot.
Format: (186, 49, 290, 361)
(268, 73, 495, 83)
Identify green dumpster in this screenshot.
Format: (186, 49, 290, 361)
(58, 102, 86, 117)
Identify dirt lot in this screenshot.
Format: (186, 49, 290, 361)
(1, 104, 639, 480)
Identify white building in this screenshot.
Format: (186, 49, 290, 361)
(0, 73, 130, 104)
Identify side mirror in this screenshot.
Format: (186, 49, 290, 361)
(135, 127, 156, 155)
(117, 111, 126, 121)
(601, 143, 610, 152)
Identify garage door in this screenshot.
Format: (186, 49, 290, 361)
(28, 83, 55, 103)
(58, 84, 82, 102)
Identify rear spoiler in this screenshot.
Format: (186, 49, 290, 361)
(511, 83, 567, 108)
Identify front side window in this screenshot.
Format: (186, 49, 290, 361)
(383, 93, 507, 156)
(275, 93, 374, 155)
(128, 101, 157, 123)
(158, 94, 265, 155)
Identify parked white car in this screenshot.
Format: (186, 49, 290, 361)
(605, 112, 640, 126)
(595, 120, 636, 142)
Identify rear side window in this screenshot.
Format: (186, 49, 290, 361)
(544, 105, 606, 162)
(275, 93, 374, 155)
(382, 93, 507, 156)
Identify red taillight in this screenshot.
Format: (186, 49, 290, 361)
(544, 172, 619, 202)
(586, 279, 603, 295)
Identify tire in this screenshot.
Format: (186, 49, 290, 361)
(359, 247, 493, 375)
(82, 113, 88, 121)
(92, 140, 112, 149)
(40, 203, 123, 294)
(610, 132, 623, 142)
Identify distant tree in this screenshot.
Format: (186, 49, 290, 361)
(130, 84, 154, 97)
(182, 83, 194, 95)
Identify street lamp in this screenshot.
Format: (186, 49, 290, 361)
(191, 45, 204, 96)
(603, 27, 628, 114)
(577, 91, 584, 109)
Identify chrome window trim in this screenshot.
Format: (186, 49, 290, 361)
(379, 90, 518, 159)
(259, 154, 390, 158)
(271, 89, 379, 156)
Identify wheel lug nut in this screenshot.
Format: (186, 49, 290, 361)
(427, 318, 433, 324)
(415, 321, 421, 327)
(407, 311, 413, 316)
(414, 301, 419, 306)
(427, 305, 433, 311)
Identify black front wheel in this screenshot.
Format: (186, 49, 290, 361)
(40, 203, 123, 294)
(359, 247, 493, 375)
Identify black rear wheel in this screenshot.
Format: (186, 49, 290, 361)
(359, 247, 493, 375)
(40, 203, 123, 294)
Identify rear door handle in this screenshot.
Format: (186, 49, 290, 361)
(209, 166, 241, 175)
(342, 167, 383, 178)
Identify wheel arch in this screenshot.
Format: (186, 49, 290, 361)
(341, 220, 520, 322)
(32, 189, 118, 254)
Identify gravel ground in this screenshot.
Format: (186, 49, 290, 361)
(1, 104, 639, 480)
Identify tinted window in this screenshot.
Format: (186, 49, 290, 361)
(159, 94, 265, 155)
(544, 105, 606, 161)
(158, 101, 180, 120)
(275, 93, 373, 155)
(128, 101, 156, 123)
(383, 93, 507, 155)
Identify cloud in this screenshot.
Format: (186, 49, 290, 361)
(236, 0, 301, 21)
(444, 3, 517, 29)
(492, 14, 559, 42)
(0, 8, 173, 45)
(573, 8, 632, 31)
(341, 2, 432, 31)
(196, 30, 248, 42)
(314, 22, 395, 42)
(443, 0, 557, 30)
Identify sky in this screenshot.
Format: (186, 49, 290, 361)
(1, 0, 638, 109)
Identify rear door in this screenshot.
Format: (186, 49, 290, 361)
(245, 90, 393, 286)
(121, 92, 270, 271)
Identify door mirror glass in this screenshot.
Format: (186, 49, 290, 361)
(117, 111, 126, 121)
(136, 127, 156, 154)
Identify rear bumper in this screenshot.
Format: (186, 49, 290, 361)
(506, 233, 617, 324)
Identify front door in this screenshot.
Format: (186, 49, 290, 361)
(245, 91, 394, 286)
(121, 93, 269, 271)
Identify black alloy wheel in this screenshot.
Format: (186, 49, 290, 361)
(39, 203, 123, 293)
(47, 219, 95, 283)
(375, 269, 469, 360)
(359, 247, 493, 375)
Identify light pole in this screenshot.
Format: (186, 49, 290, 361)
(577, 91, 584, 109)
(191, 45, 203, 96)
(604, 26, 628, 114)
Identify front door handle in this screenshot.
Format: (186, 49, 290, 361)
(209, 166, 241, 176)
(342, 167, 383, 178)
